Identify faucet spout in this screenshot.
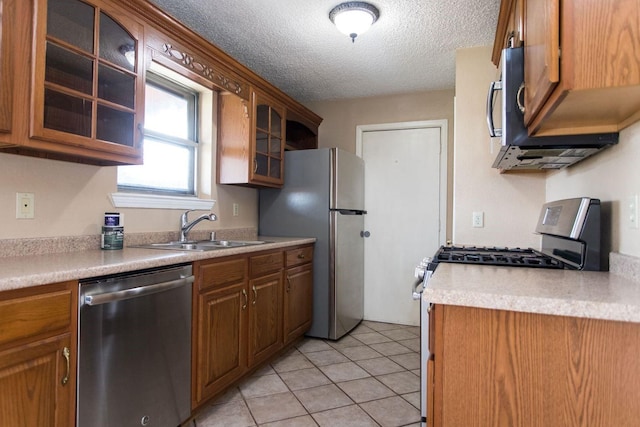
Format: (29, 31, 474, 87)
(179, 210, 217, 242)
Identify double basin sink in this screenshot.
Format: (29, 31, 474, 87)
(133, 240, 271, 252)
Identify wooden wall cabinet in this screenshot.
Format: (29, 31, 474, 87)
(0, 0, 14, 134)
(283, 246, 314, 344)
(2, 0, 144, 165)
(218, 89, 286, 188)
(286, 109, 319, 151)
(491, 0, 524, 64)
(0, 281, 77, 427)
(494, 0, 640, 137)
(428, 304, 640, 427)
(192, 244, 313, 410)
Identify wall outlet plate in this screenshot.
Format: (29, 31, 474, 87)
(629, 195, 638, 229)
(472, 211, 484, 228)
(16, 192, 35, 219)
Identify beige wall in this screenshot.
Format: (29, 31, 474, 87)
(546, 121, 640, 257)
(454, 45, 640, 258)
(0, 152, 257, 239)
(306, 89, 455, 239)
(306, 90, 454, 154)
(453, 46, 546, 247)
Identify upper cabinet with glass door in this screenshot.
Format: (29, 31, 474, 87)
(252, 91, 285, 186)
(218, 88, 285, 188)
(29, 0, 144, 164)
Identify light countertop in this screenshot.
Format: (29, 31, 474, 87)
(0, 237, 315, 292)
(424, 262, 640, 323)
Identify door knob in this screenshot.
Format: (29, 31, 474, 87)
(360, 231, 371, 238)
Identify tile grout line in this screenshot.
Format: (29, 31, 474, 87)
(198, 322, 422, 426)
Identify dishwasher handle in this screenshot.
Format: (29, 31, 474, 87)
(84, 276, 195, 306)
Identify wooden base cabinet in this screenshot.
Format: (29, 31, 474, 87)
(0, 281, 77, 427)
(194, 246, 315, 410)
(284, 246, 314, 344)
(428, 304, 640, 427)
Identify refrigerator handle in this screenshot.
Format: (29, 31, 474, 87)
(333, 209, 367, 215)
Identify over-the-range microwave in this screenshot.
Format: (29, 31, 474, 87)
(486, 47, 618, 171)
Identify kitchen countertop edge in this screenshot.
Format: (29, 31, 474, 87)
(0, 237, 315, 292)
(424, 262, 640, 324)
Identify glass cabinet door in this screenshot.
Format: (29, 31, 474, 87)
(32, 0, 142, 158)
(252, 92, 284, 185)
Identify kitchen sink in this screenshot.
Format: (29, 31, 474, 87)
(131, 240, 271, 252)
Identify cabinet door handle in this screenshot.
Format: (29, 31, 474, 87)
(252, 285, 257, 305)
(253, 158, 258, 173)
(286, 276, 292, 293)
(61, 347, 70, 385)
(242, 289, 248, 310)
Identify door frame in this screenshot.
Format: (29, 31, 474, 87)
(355, 119, 448, 246)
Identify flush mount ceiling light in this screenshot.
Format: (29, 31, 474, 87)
(329, 2, 380, 43)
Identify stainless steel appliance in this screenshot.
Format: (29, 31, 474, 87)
(412, 197, 605, 425)
(259, 147, 366, 340)
(78, 264, 194, 427)
(487, 47, 618, 170)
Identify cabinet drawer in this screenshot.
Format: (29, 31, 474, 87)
(285, 246, 314, 268)
(198, 258, 247, 291)
(250, 252, 283, 277)
(0, 283, 72, 348)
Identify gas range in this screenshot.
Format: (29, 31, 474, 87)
(413, 198, 606, 426)
(431, 197, 605, 272)
(433, 245, 565, 269)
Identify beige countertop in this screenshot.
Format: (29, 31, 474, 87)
(0, 237, 315, 292)
(424, 262, 640, 323)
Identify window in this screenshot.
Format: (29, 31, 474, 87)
(118, 72, 198, 195)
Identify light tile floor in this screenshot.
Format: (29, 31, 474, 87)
(194, 321, 422, 427)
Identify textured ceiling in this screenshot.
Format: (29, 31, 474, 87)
(149, 0, 501, 102)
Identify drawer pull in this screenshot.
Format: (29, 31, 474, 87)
(242, 289, 248, 310)
(61, 347, 70, 385)
(297, 254, 305, 259)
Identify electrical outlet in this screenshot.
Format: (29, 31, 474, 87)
(16, 193, 35, 219)
(472, 211, 484, 228)
(629, 195, 638, 229)
(232, 203, 239, 217)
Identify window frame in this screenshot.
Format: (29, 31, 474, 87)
(117, 71, 199, 196)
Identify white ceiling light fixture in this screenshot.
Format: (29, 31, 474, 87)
(329, 2, 380, 43)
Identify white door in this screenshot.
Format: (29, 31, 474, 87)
(360, 124, 445, 326)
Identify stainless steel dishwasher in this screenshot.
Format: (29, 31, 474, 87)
(78, 264, 193, 427)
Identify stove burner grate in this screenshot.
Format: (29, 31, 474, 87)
(435, 246, 564, 269)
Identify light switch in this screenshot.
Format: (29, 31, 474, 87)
(16, 193, 35, 219)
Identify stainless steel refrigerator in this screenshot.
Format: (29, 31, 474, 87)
(259, 148, 366, 340)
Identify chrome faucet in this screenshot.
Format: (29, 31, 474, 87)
(179, 210, 217, 242)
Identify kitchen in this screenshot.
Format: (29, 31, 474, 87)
(1, 0, 640, 426)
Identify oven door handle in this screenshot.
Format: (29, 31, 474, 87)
(412, 270, 432, 300)
(84, 276, 195, 306)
